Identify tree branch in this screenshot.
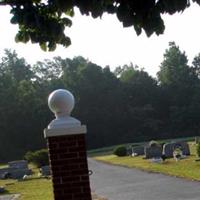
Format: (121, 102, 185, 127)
(0, 1, 15, 6)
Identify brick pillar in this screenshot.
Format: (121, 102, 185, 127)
(44, 89, 92, 200)
(45, 130, 92, 200)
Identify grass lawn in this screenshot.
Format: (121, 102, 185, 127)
(0, 174, 53, 200)
(0, 177, 106, 200)
(0, 167, 105, 200)
(94, 142, 200, 181)
(0, 164, 8, 169)
(0, 178, 53, 200)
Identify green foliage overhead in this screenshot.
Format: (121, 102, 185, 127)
(1, 0, 200, 50)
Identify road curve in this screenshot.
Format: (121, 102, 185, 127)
(88, 158, 200, 200)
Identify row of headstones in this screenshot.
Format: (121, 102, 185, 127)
(0, 160, 32, 179)
(128, 141, 190, 159)
(0, 160, 51, 179)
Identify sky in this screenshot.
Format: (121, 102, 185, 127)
(0, 3, 200, 77)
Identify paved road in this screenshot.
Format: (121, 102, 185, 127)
(0, 195, 19, 200)
(89, 158, 200, 200)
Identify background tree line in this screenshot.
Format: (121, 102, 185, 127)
(1, 42, 200, 161)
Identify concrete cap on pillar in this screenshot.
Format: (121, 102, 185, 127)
(47, 89, 81, 130)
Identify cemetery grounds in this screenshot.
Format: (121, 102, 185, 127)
(0, 137, 199, 199)
(0, 165, 106, 200)
(93, 139, 200, 181)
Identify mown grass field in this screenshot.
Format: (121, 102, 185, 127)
(0, 164, 8, 169)
(0, 165, 53, 200)
(0, 178, 53, 200)
(0, 166, 105, 200)
(94, 141, 200, 181)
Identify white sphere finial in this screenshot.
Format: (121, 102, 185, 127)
(47, 89, 81, 129)
(48, 89, 75, 118)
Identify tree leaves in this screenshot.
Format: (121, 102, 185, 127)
(193, 0, 200, 5)
(8, 2, 73, 51)
(157, 0, 190, 14)
(2, 0, 200, 50)
(10, 15, 18, 24)
(39, 42, 47, 51)
(15, 31, 29, 43)
(61, 17, 72, 27)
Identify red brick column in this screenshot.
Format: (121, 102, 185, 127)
(45, 130, 92, 200)
(44, 89, 92, 200)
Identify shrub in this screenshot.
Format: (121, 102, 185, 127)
(24, 149, 49, 167)
(113, 145, 127, 157)
(197, 142, 200, 158)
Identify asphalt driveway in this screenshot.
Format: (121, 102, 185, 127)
(89, 158, 200, 200)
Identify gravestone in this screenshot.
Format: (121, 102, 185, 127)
(8, 160, 31, 179)
(163, 142, 190, 158)
(0, 168, 11, 179)
(0, 160, 31, 180)
(8, 160, 28, 169)
(126, 146, 132, 156)
(10, 168, 32, 179)
(195, 136, 200, 144)
(163, 143, 175, 158)
(132, 146, 144, 156)
(40, 165, 50, 177)
(144, 145, 162, 159)
(0, 186, 5, 193)
(179, 141, 190, 156)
